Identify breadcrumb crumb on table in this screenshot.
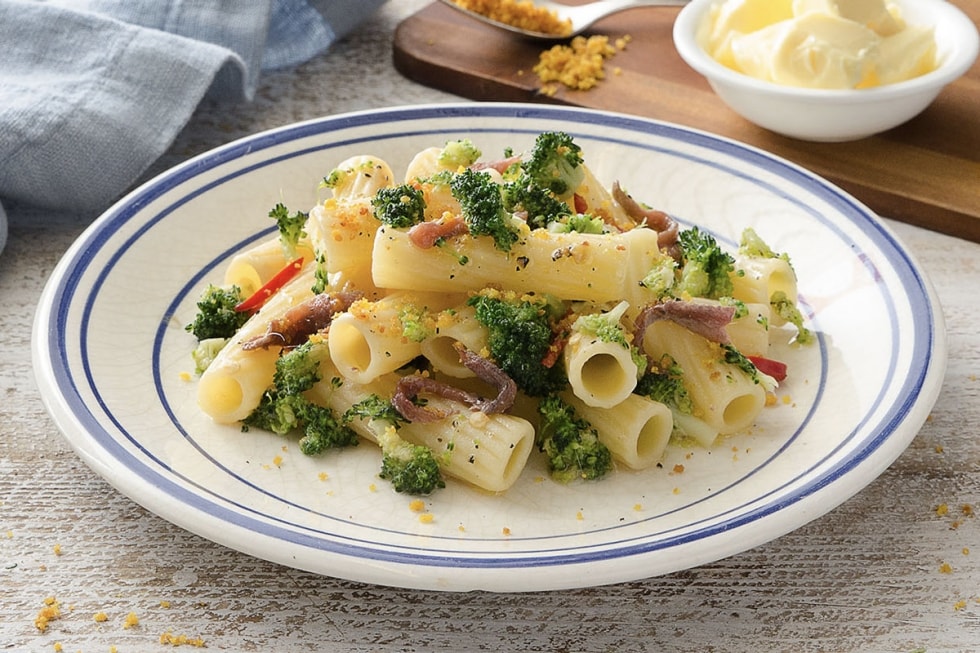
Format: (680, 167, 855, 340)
(160, 631, 207, 647)
(34, 597, 61, 632)
(123, 611, 139, 628)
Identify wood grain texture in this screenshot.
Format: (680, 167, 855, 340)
(393, 1, 980, 242)
(2, 2, 979, 651)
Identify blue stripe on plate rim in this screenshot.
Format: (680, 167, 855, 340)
(41, 103, 938, 570)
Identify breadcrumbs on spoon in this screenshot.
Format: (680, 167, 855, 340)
(451, 0, 572, 36)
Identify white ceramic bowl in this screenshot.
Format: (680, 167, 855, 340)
(673, 0, 979, 142)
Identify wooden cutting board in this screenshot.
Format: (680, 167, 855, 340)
(393, 1, 980, 242)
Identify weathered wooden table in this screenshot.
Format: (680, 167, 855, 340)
(2, 2, 978, 651)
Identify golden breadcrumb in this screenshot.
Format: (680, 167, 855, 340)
(452, 0, 572, 36)
(160, 632, 207, 647)
(418, 513, 435, 524)
(94, 611, 109, 623)
(408, 499, 426, 513)
(34, 597, 61, 632)
(534, 35, 615, 94)
(123, 611, 139, 629)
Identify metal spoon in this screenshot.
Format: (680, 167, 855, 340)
(438, 0, 690, 41)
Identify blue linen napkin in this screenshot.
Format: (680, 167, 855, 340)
(0, 0, 387, 256)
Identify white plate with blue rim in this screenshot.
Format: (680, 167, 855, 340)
(32, 103, 945, 592)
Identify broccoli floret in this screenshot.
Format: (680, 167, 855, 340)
(640, 256, 679, 300)
(296, 400, 359, 454)
(523, 131, 585, 199)
(571, 301, 646, 374)
(536, 395, 612, 482)
(468, 291, 567, 397)
(191, 337, 228, 375)
(321, 167, 347, 190)
(675, 227, 735, 299)
(770, 290, 814, 345)
(437, 138, 482, 169)
(185, 284, 250, 340)
(423, 169, 456, 189)
(372, 184, 427, 228)
(273, 341, 323, 395)
(634, 354, 694, 414)
(242, 390, 305, 435)
(570, 301, 629, 346)
(376, 426, 445, 495)
(269, 202, 308, 259)
(502, 175, 572, 230)
(241, 340, 358, 454)
(450, 168, 520, 251)
(720, 296, 749, 320)
(343, 395, 444, 495)
(720, 343, 779, 392)
(548, 212, 605, 234)
(739, 227, 789, 263)
(343, 394, 408, 429)
(721, 344, 763, 381)
(398, 305, 434, 343)
(243, 390, 357, 455)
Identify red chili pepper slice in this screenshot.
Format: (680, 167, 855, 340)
(235, 256, 304, 313)
(573, 192, 588, 215)
(747, 355, 788, 382)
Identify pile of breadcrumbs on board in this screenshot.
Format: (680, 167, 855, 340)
(533, 34, 632, 95)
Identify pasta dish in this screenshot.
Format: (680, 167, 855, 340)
(184, 132, 813, 496)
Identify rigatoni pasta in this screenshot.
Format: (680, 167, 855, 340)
(187, 131, 813, 496)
